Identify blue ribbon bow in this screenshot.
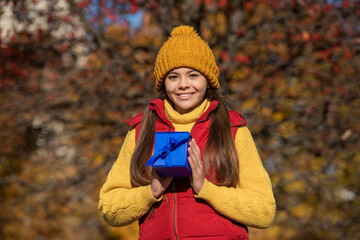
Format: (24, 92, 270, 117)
(146, 136, 191, 167)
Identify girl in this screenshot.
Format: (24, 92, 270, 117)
(99, 25, 276, 240)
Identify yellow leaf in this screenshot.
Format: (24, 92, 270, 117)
(273, 112, 284, 122)
(216, 12, 227, 37)
(86, 53, 103, 69)
(72, 94, 79, 102)
(276, 122, 295, 138)
(260, 107, 273, 118)
(241, 99, 257, 111)
(291, 203, 314, 218)
(283, 171, 294, 181)
(94, 154, 105, 166)
(284, 180, 305, 194)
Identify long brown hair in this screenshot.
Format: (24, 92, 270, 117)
(203, 89, 239, 187)
(130, 89, 239, 188)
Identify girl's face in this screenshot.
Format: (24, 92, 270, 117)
(165, 67, 208, 114)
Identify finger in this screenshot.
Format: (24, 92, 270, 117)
(189, 156, 202, 177)
(191, 141, 202, 162)
(188, 148, 200, 171)
(189, 142, 200, 160)
(191, 138, 201, 152)
(188, 155, 195, 170)
(189, 145, 202, 170)
(189, 158, 203, 180)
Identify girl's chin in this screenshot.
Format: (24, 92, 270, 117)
(175, 103, 199, 114)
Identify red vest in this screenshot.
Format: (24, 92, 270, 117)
(127, 98, 248, 240)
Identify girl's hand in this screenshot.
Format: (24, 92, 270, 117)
(150, 168, 173, 199)
(188, 138, 205, 195)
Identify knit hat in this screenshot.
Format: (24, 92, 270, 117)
(154, 25, 220, 91)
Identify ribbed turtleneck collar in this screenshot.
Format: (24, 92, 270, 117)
(164, 98, 211, 124)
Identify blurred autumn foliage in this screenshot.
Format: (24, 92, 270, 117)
(0, 0, 359, 239)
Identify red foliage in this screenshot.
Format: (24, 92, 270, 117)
(272, 32, 285, 41)
(244, 68, 251, 77)
(342, 0, 351, 9)
(244, 1, 253, 10)
(338, 86, 346, 94)
(46, 94, 54, 102)
(242, 88, 249, 98)
(323, 3, 333, 13)
(332, 64, 341, 74)
(235, 54, 251, 64)
(312, 33, 321, 41)
(129, 0, 139, 13)
(218, 0, 227, 8)
(237, 28, 245, 36)
(78, 0, 92, 9)
(320, 49, 331, 61)
(344, 48, 353, 60)
(147, 1, 159, 10)
(321, 87, 331, 96)
(61, 44, 69, 53)
(104, 8, 117, 21)
(261, 86, 270, 93)
(220, 51, 231, 62)
(268, 0, 285, 9)
(306, 106, 313, 114)
(310, 81, 319, 88)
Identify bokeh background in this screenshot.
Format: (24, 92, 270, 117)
(1, 0, 359, 239)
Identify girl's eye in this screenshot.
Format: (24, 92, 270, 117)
(167, 75, 178, 80)
(189, 73, 199, 78)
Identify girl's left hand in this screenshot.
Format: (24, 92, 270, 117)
(188, 138, 205, 195)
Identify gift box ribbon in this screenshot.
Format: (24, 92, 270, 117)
(146, 136, 191, 167)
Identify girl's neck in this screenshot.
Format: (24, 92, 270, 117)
(164, 98, 211, 124)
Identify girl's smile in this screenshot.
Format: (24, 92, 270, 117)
(165, 67, 208, 114)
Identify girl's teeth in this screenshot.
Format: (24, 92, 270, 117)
(179, 94, 191, 97)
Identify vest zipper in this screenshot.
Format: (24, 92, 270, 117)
(172, 181, 179, 240)
(169, 103, 216, 240)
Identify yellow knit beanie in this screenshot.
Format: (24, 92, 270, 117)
(154, 25, 220, 91)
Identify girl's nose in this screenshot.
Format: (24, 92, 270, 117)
(179, 77, 190, 89)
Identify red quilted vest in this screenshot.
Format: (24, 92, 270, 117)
(126, 98, 248, 240)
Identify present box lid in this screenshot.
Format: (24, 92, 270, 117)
(146, 131, 192, 177)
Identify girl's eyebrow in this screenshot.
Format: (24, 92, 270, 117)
(187, 70, 199, 74)
(167, 69, 199, 75)
(167, 71, 179, 75)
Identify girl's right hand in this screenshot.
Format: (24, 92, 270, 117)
(150, 168, 173, 198)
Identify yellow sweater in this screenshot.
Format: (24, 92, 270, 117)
(99, 99, 276, 228)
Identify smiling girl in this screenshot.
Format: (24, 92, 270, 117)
(99, 25, 276, 240)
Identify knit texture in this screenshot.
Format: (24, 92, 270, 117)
(154, 25, 220, 91)
(98, 100, 276, 228)
(164, 98, 210, 124)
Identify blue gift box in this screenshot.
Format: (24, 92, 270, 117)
(146, 132, 192, 177)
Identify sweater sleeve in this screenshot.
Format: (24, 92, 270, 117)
(98, 129, 161, 227)
(195, 126, 276, 229)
